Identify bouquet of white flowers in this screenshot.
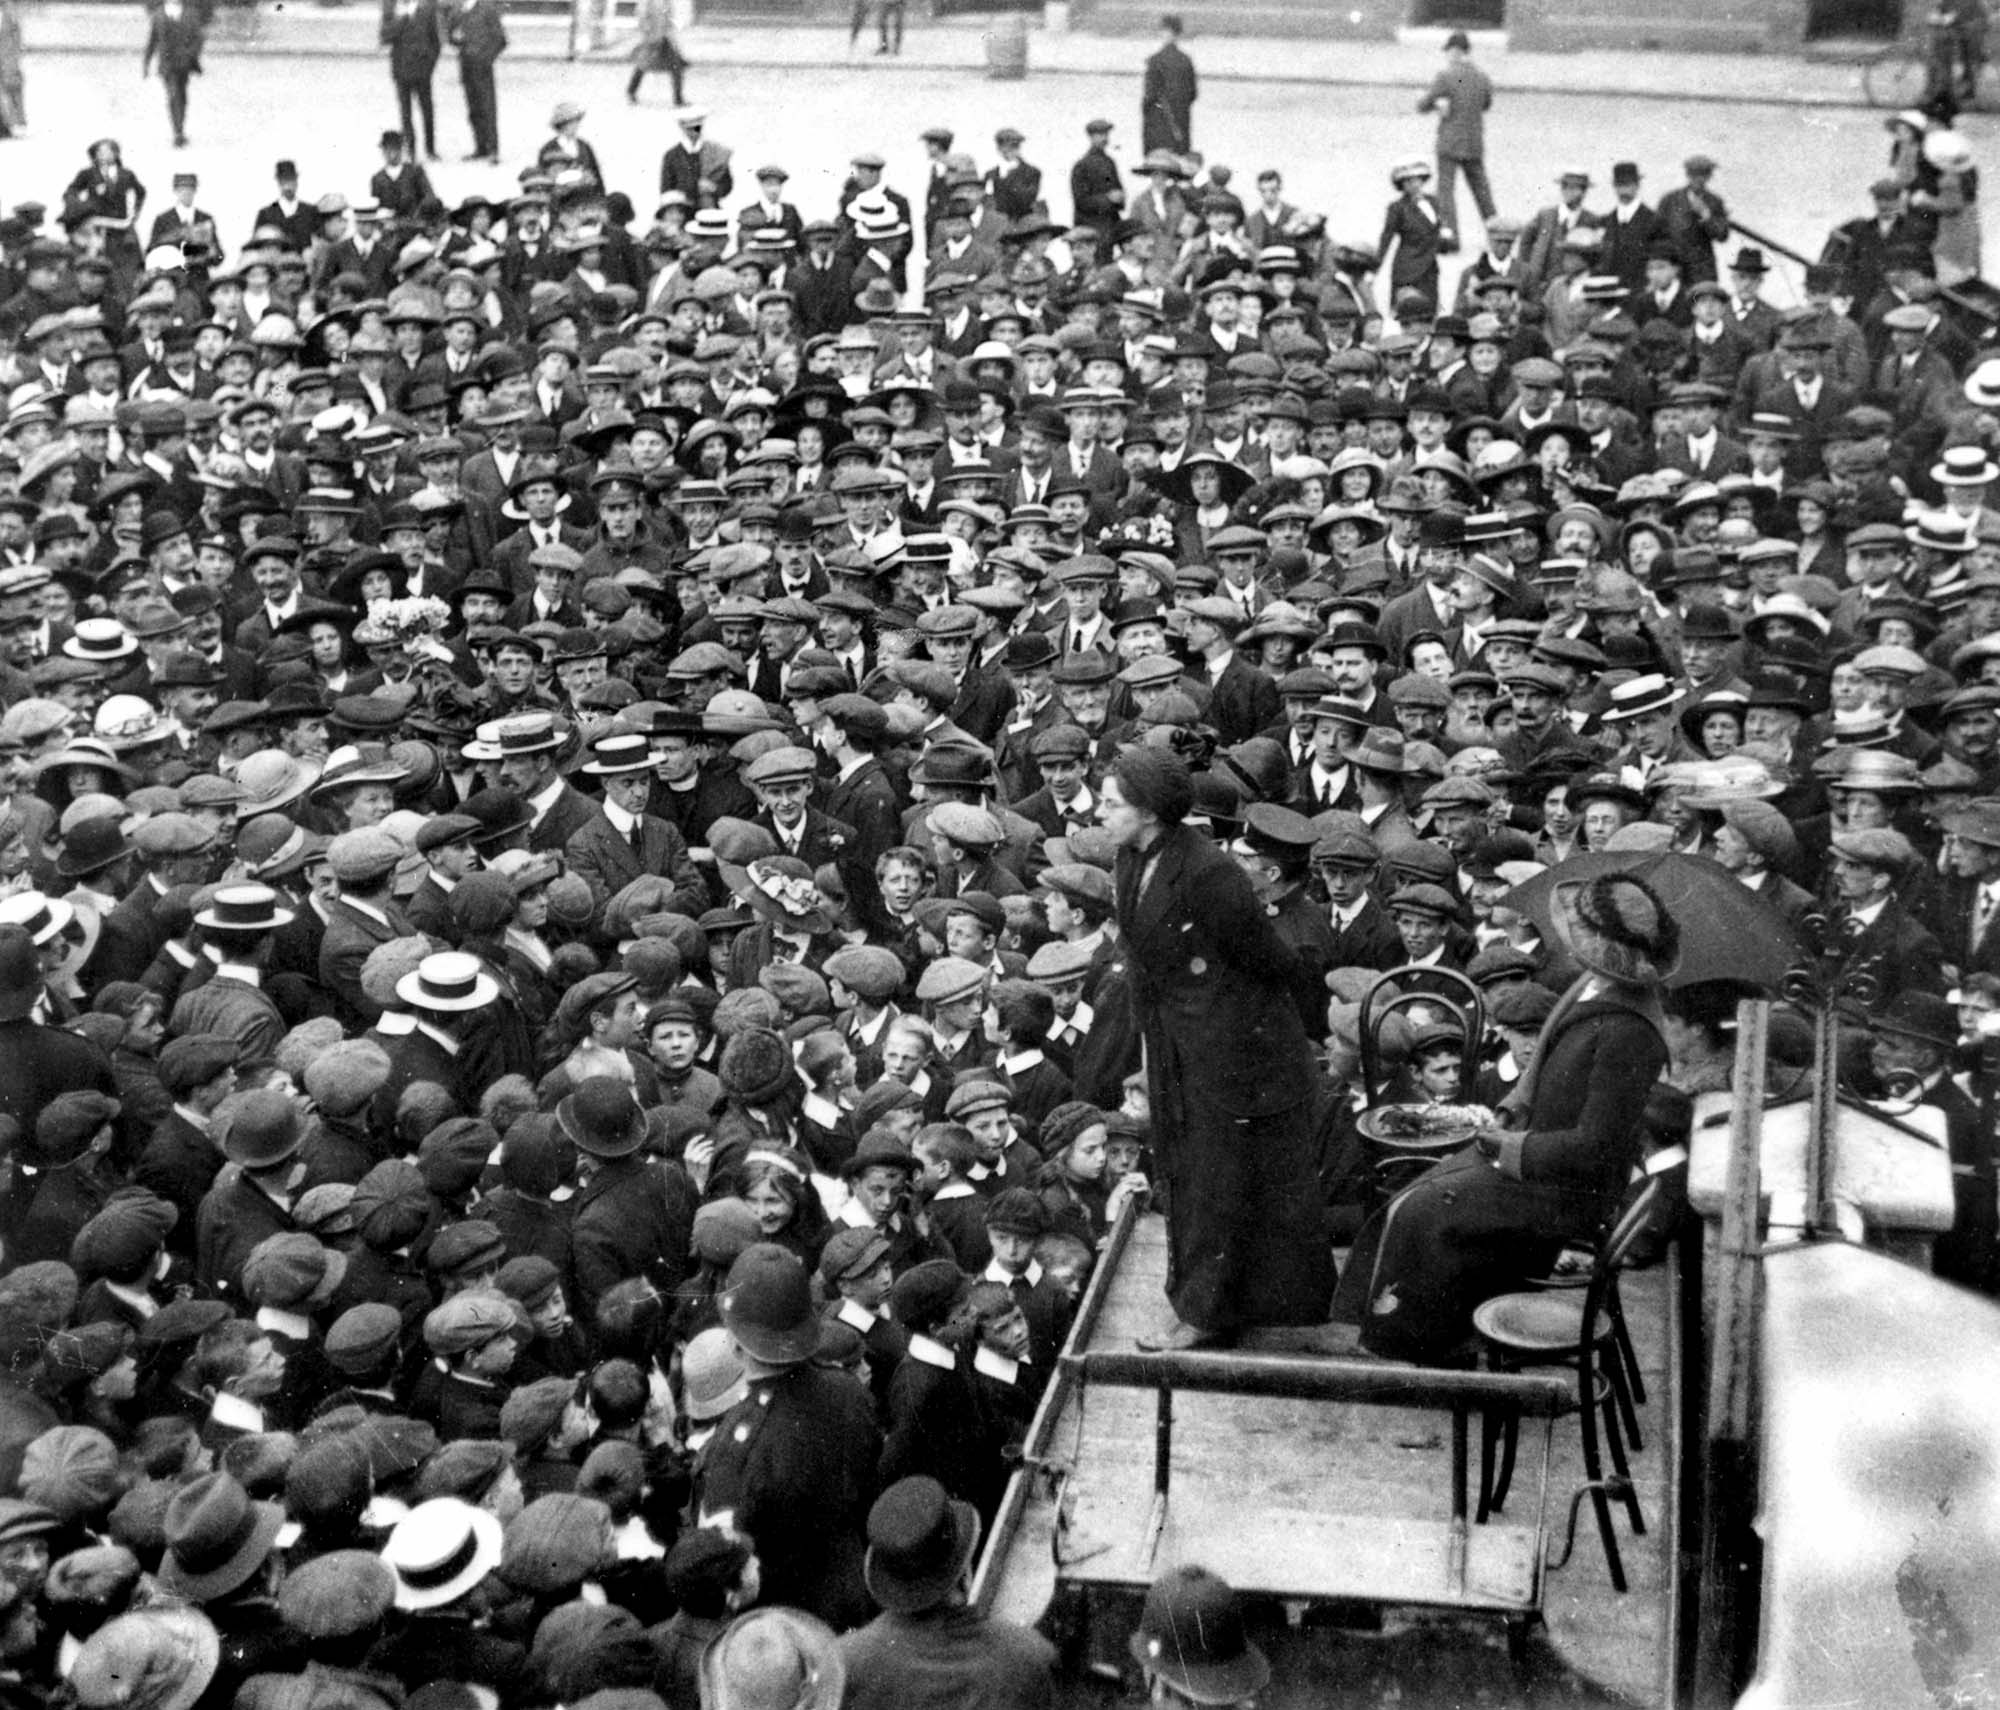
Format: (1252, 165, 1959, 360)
(355, 595, 455, 664)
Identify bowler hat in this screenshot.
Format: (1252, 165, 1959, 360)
(220, 1089, 304, 1169)
(863, 1476, 981, 1614)
(556, 1076, 646, 1159)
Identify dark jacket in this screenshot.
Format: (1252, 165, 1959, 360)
(1114, 823, 1336, 1332)
(565, 811, 707, 919)
(697, 1364, 881, 1629)
(450, 0, 506, 64)
(840, 1606, 1056, 1710)
(1339, 981, 1670, 1361)
(568, 1154, 698, 1312)
(318, 896, 415, 1027)
(196, 1166, 299, 1302)
(1141, 41, 1198, 155)
(381, 0, 444, 79)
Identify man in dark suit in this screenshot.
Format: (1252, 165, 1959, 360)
(1656, 153, 1730, 285)
(405, 813, 481, 940)
(744, 745, 856, 876)
(564, 733, 708, 919)
(1870, 994, 1995, 1292)
(1735, 319, 1856, 478)
(1656, 382, 1750, 479)
(1599, 161, 1662, 293)
(91, 815, 216, 988)
(142, 0, 206, 149)
(659, 110, 734, 209)
(1070, 119, 1124, 234)
(480, 711, 608, 854)
(1316, 830, 1408, 973)
(318, 832, 417, 1030)
(449, 0, 507, 163)
(252, 160, 319, 254)
(1141, 15, 1197, 155)
(1934, 799, 2000, 983)
(1180, 597, 1278, 747)
(792, 222, 856, 340)
(915, 605, 1016, 747)
(1714, 801, 1816, 930)
(1824, 178, 1937, 316)
(376, 953, 506, 1132)
(987, 127, 1042, 220)
(381, 0, 444, 160)
(1011, 723, 1101, 842)
(818, 695, 905, 934)
(1828, 827, 1948, 1008)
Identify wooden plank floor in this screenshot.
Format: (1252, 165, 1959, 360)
(986, 1214, 1675, 1710)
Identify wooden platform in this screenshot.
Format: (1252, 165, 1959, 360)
(975, 1213, 1681, 1709)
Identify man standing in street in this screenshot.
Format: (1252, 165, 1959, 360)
(142, 0, 206, 150)
(381, 0, 443, 162)
(1141, 14, 1196, 157)
(450, 0, 507, 164)
(1418, 29, 1494, 250)
(1658, 152, 1730, 284)
(1071, 118, 1124, 236)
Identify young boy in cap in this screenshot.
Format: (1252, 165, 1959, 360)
(913, 955, 994, 1077)
(978, 1188, 1070, 1374)
(818, 1226, 909, 1409)
(425, 1289, 529, 1439)
(942, 1078, 1040, 1195)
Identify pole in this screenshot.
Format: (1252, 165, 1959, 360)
(1691, 998, 1770, 1706)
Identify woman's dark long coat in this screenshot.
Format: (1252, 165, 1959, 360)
(1336, 981, 1668, 1362)
(1114, 822, 1336, 1333)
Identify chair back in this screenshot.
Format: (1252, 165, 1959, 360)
(1357, 965, 1485, 1107)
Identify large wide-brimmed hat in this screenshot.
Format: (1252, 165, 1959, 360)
(156, 1472, 285, 1603)
(67, 1607, 220, 1710)
(1550, 871, 1681, 985)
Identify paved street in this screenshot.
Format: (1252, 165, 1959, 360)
(0, 38, 1969, 288)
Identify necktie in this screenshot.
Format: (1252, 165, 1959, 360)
(1976, 888, 1997, 949)
(629, 819, 645, 858)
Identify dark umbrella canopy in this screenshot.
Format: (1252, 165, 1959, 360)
(1502, 849, 1804, 991)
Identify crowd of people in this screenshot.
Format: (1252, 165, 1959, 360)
(0, 40, 1988, 1710)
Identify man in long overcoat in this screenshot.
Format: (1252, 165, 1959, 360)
(1141, 15, 1197, 155)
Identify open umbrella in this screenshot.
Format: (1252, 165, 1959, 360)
(1500, 848, 1805, 991)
